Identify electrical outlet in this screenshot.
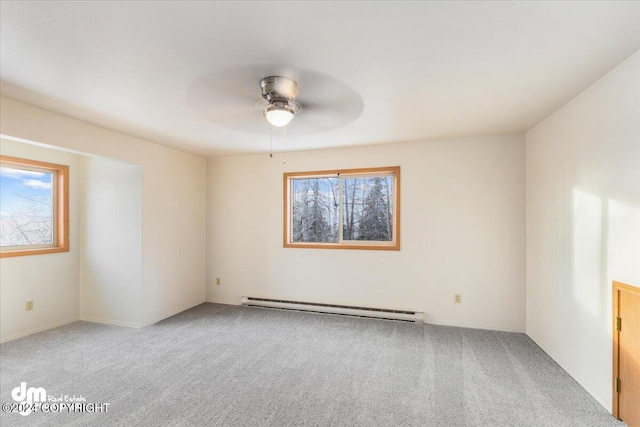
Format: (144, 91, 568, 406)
(216, 278, 221, 286)
(25, 300, 34, 311)
(454, 294, 461, 304)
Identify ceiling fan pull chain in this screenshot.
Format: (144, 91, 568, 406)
(283, 126, 287, 165)
(269, 126, 273, 158)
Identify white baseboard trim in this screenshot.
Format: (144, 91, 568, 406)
(206, 297, 241, 305)
(526, 331, 612, 413)
(424, 319, 524, 333)
(79, 316, 142, 328)
(0, 317, 79, 343)
(142, 299, 206, 327)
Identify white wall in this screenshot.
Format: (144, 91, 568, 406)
(0, 97, 206, 328)
(0, 138, 81, 341)
(79, 156, 142, 327)
(526, 50, 640, 411)
(207, 133, 526, 332)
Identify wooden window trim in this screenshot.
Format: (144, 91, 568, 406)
(0, 155, 69, 258)
(283, 166, 400, 251)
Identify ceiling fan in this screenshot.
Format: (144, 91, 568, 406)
(186, 65, 364, 137)
(259, 76, 299, 128)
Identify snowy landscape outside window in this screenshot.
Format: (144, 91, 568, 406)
(0, 156, 69, 257)
(284, 167, 400, 250)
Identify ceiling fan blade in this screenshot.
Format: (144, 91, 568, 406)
(289, 95, 364, 135)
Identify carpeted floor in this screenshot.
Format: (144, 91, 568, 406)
(0, 303, 623, 426)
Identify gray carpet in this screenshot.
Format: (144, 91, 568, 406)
(0, 303, 623, 426)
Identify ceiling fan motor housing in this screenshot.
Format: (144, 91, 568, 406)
(260, 76, 297, 103)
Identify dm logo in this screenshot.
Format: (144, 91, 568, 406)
(11, 382, 46, 416)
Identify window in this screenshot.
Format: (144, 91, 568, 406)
(284, 166, 400, 250)
(0, 156, 69, 257)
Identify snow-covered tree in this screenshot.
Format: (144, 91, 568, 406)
(357, 177, 391, 241)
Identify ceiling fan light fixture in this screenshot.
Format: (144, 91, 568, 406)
(264, 104, 294, 127)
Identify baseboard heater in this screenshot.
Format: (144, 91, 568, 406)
(241, 297, 424, 323)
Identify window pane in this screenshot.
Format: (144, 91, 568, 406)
(0, 166, 54, 247)
(343, 176, 393, 241)
(291, 177, 340, 243)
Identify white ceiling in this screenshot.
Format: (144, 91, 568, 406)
(1, 1, 639, 158)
